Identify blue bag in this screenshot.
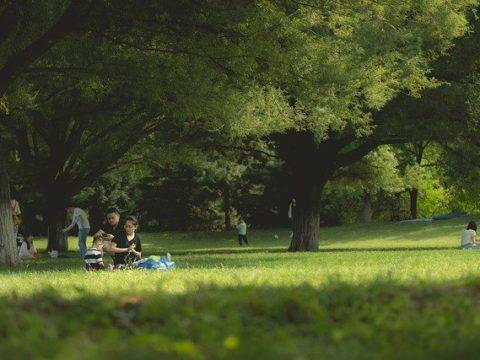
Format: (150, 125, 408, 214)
(133, 255, 176, 270)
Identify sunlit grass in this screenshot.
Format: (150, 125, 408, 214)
(2, 217, 480, 359)
(0, 217, 476, 298)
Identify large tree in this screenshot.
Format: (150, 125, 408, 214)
(2, 0, 289, 251)
(246, 1, 477, 251)
(0, 0, 93, 265)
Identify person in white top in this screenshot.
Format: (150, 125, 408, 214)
(18, 234, 37, 260)
(62, 206, 90, 258)
(461, 221, 480, 249)
(288, 198, 296, 238)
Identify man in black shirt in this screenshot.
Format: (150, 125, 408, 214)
(94, 207, 125, 256)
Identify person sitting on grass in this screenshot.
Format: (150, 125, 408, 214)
(110, 215, 142, 268)
(237, 218, 248, 246)
(94, 206, 125, 256)
(461, 221, 480, 249)
(84, 235, 105, 271)
(18, 233, 37, 260)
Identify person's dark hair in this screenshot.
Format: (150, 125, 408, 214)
(106, 206, 120, 215)
(467, 221, 477, 231)
(125, 215, 139, 226)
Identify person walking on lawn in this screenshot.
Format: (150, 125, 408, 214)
(237, 219, 248, 246)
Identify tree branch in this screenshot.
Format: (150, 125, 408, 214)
(0, 0, 92, 97)
(0, 1, 19, 46)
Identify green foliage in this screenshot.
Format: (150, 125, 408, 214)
(417, 177, 452, 217)
(131, 142, 281, 231)
(333, 146, 404, 194)
(2, 1, 480, 247)
(250, 0, 478, 140)
(322, 146, 404, 223)
(74, 160, 146, 231)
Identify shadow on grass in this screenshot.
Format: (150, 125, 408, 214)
(3, 279, 480, 359)
(169, 245, 460, 256)
(0, 245, 466, 274)
(318, 218, 471, 244)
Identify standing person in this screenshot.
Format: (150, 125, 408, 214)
(11, 198, 21, 241)
(110, 215, 142, 268)
(62, 206, 90, 258)
(237, 219, 248, 246)
(94, 207, 125, 256)
(18, 233, 37, 260)
(288, 197, 296, 238)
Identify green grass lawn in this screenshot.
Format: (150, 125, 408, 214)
(2, 218, 480, 359)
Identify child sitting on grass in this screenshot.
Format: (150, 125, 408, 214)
(84, 235, 105, 271)
(18, 234, 37, 260)
(111, 215, 142, 269)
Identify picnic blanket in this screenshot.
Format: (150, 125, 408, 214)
(133, 255, 176, 270)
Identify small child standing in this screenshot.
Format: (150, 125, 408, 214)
(84, 235, 105, 271)
(237, 219, 248, 246)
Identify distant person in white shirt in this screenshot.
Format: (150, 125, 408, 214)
(288, 197, 296, 238)
(62, 206, 90, 258)
(237, 219, 248, 246)
(461, 221, 480, 249)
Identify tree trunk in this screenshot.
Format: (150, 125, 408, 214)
(223, 188, 232, 231)
(0, 158, 20, 266)
(46, 210, 68, 252)
(409, 188, 418, 220)
(362, 193, 373, 223)
(43, 186, 69, 252)
(288, 182, 323, 252)
(277, 131, 334, 252)
(276, 130, 380, 252)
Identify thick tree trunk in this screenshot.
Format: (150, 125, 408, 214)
(409, 188, 418, 220)
(46, 209, 68, 252)
(43, 186, 69, 252)
(362, 193, 373, 223)
(277, 131, 335, 252)
(288, 182, 323, 252)
(0, 158, 20, 266)
(276, 130, 380, 252)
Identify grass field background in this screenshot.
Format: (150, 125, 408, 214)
(2, 217, 480, 359)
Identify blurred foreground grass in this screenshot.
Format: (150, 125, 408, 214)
(1, 218, 479, 359)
